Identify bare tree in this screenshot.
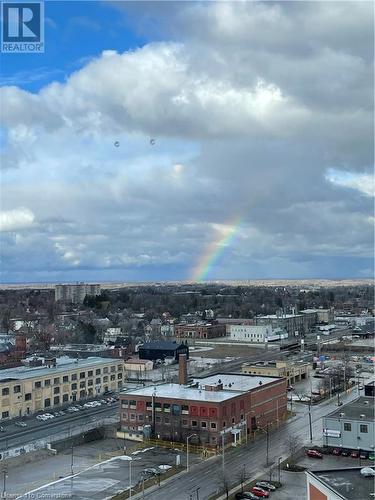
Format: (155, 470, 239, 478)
(218, 473, 231, 500)
(286, 433, 301, 467)
(235, 465, 249, 492)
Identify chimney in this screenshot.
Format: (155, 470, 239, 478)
(179, 354, 188, 385)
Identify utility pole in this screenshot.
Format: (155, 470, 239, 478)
(222, 433, 225, 474)
(277, 457, 281, 484)
(266, 423, 269, 466)
(308, 398, 313, 443)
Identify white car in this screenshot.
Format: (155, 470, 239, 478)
(360, 467, 375, 477)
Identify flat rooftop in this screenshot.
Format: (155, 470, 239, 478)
(258, 314, 302, 319)
(325, 397, 374, 421)
(308, 468, 375, 500)
(0, 356, 119, 382)
(121, 373, 281, 403)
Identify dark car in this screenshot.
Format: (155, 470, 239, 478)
(235, 493, 259, 500)
(341, 449, 350, 457)
(351, 451, 359, 458)
(332, 448, 341, 456)
(360, 451, 368, 460)
(255, 482, 276, 492)
(306, 449, 323, 459)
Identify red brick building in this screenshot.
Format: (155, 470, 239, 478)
(174, 323, 226, 339)
(120, 373, 287, 445)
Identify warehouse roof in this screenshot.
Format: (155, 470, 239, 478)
(139, 341, 186, 351)
(325, 397, 375, 421)
(0, 356, 120, 382)
(307, 468, 374, 500)
(121, 373, 281, 403)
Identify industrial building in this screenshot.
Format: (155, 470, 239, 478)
(55, 283, 101, 303)
(306, 467, 374, 500)
(138, 341, 189, 361)
(119, 365, 287, 445)
(257, 310, 318, 336)
(323, 397, 375, 452)
(0, 356, 124, 419)
(174, 323, 226, 339)
(242, 360, 311, 385)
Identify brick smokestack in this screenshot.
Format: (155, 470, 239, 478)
(179, 353, 188, 385)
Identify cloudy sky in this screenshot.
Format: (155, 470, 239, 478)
(1, 1, 374, 283)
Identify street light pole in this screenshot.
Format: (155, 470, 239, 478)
(222, 433, 225, 474)
(129, 459, 132, 500)
(308, 398, 313, 443)
(266, 423, 269, 466)
(186, 434, 197, 472)
(277, 457, 281, 483)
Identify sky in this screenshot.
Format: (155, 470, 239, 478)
(0, 1, 374, 283)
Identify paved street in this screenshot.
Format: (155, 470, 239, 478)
(0, 403, 119, 452)
(17, 388, 359, 499)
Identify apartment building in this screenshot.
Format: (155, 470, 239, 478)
(229, 324, 274, 343)
(0, 356, 124, 419)
(55, 283, 101, 303)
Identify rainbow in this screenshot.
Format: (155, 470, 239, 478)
(190, 215, 242, 282)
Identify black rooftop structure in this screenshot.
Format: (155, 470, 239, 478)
(138, 341, 189, 361)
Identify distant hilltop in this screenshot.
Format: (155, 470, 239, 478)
(0, 278, 373, 290)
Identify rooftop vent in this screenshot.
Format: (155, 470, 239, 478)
(339, 413, 345, 417)
(364, 401, 369, 405)
(360, 414, 366, 419)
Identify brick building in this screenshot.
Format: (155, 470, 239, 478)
(174, 323, 226, 339)
(119, 372, 287, 445)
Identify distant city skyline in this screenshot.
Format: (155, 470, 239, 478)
(1, 2, 373, 283)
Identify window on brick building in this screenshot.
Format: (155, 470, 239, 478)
(210, 422, 217, 429)
(192, 420, 198, 427)
(201, 421, 207, 428)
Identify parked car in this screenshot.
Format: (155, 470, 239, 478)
(360, 451, 368, 460)
(15, 421, 27, 427)
(67, 407, 79, 412)
(287, 386, 294, 391)
(341, 449, 350, 457)
(255, 482, 276, 492)
(250, 486, 269, 498)
(235, 493, 259, 500)
(0, 426, 5, 432)
(332, 448, 341, 456)
(360, 467, 375, 477)
(368, 452, 375, 461)
(306, 449, 323, 459)
(351, 451, 359, 458)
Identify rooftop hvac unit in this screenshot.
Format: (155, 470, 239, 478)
(339, 413, 345, 417)
(360, 414, 366, 419)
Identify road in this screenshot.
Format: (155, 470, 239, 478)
(0, 402, 119, 452)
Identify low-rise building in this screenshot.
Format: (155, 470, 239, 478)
(257, 310, 318, 336)
(229, 324, 284, 343)
(124, 358, 153, 372)
(242, 360, 310, 385)
(306, 467, 374, 500)
(0, 356, 124, 420)
(323, 397, 374, 452)
(301, 308, 334, 324)
(138, 341, 189, 361)
(119, 372, 287, 445)
(174, 323, 226, 339)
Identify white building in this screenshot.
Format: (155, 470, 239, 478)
(229, 324, 274, 343)
(103, 327, 122, 344)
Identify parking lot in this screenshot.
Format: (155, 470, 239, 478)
(252, 451, 374, 500)
(18, 446, 201, 499)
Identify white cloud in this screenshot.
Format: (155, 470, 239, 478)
(0, 208, 35, 232)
